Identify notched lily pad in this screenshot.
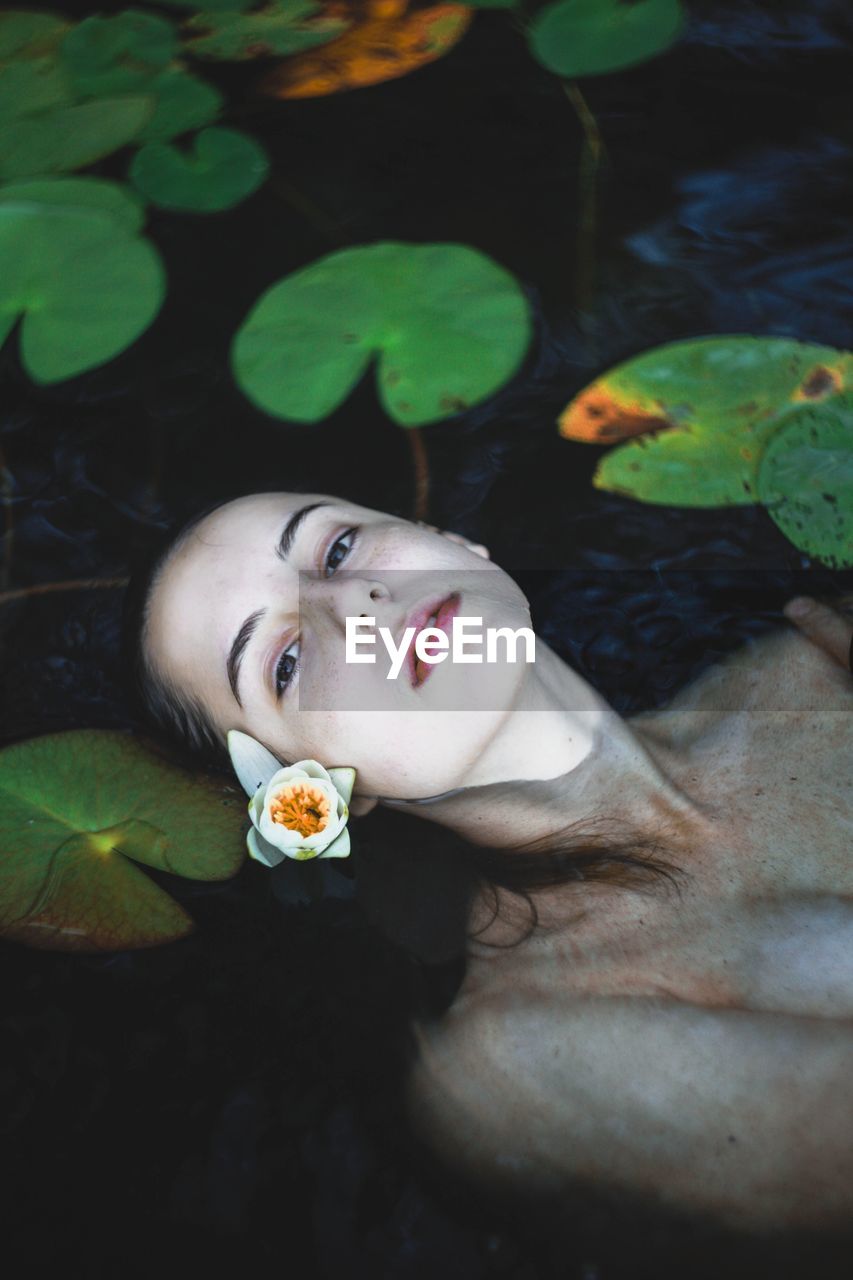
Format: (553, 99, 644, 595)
(529, 0, 684, 79)
(560, 336, 853, 507)
(0, 56, 74, 122)
(262, 0, 471, 99)
(0, 200, 165, 382)
(0, 730, 246, 952)
(184, 0, 348, 61)
(129, 126, 269, 211)
(0, 94, 153, 180)
(0, 175, 145, 233)
(0, 10, 68, 62)
(135, 70, 223, 142)
(231, 241, 531, 426)
(60, 9, 179, 98)
(757, 395, 853, 569)
(159, 0, 254, 10)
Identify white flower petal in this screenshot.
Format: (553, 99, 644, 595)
(249, 788, 267, 827)
(227, 730, 286, 798)
(247, 826, 288, 868)
(240, 756, 354, 861)
(318, 827, 351, 859)
(265, 764, 311, 789)
(288, 759, 334, 786)
(328, 767, 356, 806)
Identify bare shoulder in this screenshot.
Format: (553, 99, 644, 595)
(630, 626, 852, 762)
(405, 985, 853, 1231)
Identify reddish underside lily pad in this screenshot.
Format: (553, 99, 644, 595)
(0, 730, 246, 952)
(559, 335, 853, 507)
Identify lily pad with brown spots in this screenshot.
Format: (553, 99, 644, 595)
(231, 240, 531, 426)
(184, 0, 349, 61)
(757, 394, 853, 569)
(260, 0, 472, 99)
(0, 731, 246, 952)
(559, 335, 853, 507)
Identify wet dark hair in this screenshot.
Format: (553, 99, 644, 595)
(122, 496, 239, 766)
(120, 496, 680, 956)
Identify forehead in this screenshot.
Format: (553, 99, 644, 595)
(184, 491, 329, 559)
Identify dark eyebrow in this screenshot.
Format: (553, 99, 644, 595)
(274, 501, 331, 562)
(226, 502, 332, 706)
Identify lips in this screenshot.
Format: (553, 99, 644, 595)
(404, 592, 461, 687)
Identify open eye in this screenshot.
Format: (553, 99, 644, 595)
(274, 638, 299, 699)
(324, 526, 359, 577)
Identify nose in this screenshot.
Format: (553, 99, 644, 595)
(303, 574, 393, 631)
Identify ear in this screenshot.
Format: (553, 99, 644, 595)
(417, 521, 491, 560)
(350, 794, 379, 818)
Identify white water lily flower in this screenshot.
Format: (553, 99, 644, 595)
(227, 730, 355, 868)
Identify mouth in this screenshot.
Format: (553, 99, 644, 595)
(404, 592, 461, 688)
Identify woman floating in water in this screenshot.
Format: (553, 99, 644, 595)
(124, 491, 853, 1232)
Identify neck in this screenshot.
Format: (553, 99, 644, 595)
(381, 640, 709, 851)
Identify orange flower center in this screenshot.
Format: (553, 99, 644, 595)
(268, 781, 331, 838)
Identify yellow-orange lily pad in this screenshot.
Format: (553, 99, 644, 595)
(261, 0, 472, 99)
(559, 335, 853, 507)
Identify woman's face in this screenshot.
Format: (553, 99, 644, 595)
(144, 492, 534, 799)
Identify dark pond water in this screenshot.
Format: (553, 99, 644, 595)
(2, 1, 853, 1276)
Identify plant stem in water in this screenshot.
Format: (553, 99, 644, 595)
(563, 80, 605, 322)
(0, 578, 129, 608)
(269, 174, 348, 246)
(407, 427, 430, 521)
(0, 444, 12, 593)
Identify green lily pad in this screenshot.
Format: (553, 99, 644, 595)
(160, 0, 254, 9)
(129, 126, 269, 212)
(0, 202, 165, 382)
(0, 56, 74, 122)
(0, 176, 145, 233)
(560, 336, 853, 507)
(135, 70, 223, 142)
(0, 730, 246, 952)
(232, 241, 532, 427)
(529, 0, 684, 78)
(60, 9, 178, 98)
(757, 395, 853, 569)
(0, 10, 67, 61)
(0, 95, 153, 180)
(185, 0, 348, 61)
